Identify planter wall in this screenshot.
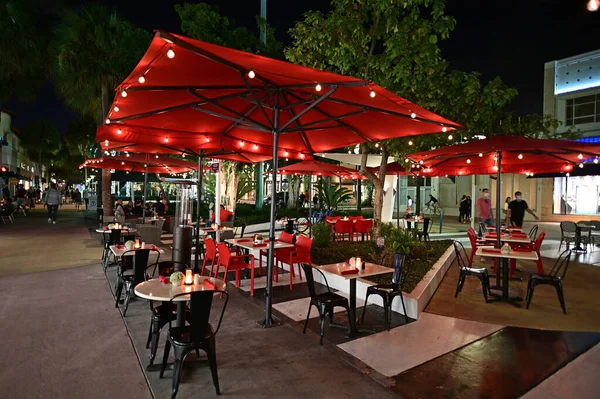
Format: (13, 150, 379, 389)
(300, 245, 455, 320)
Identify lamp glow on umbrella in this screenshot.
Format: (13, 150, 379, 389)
(97, 30, 461, 327)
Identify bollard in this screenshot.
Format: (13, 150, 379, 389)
(439, 211, 443, 234)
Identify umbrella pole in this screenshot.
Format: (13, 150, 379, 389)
(142, 162, 148, 224)
(496, 150, 502, 248)
(396, 174, 400, 228)
(308, 175, 312, 238)
(194, 155, 203, 273)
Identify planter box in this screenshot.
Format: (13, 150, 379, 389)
(299, 245, 455, 320)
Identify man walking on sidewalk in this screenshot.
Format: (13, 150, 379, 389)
(476, 188, 493, 234)
(45, 183, 61, 224)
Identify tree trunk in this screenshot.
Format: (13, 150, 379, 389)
(222, 161, 240, 212)
(100, 83, 112, 218)
(287, 175, 301, 209)
(359, 144, 388, 238)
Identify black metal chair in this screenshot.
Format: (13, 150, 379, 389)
(478, 221, 487, 237)
(145, 261, 190, 365)
(360, 253, 409, 330)
(114, 248, 161, 316)
(526, 249, 571, 314)
(528, 224, 539, 241)
(160, 290, 229, 398)
(453, 241, 490, 302)
(300, 263, 351, 345)
(102, 229, 122, 271)
(416, 217, 432, 241)
(590, 220, 600, 246)
(559, 221, 577, 250)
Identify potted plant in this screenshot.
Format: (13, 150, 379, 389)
(169, 271, 185, 286)
(124, 240, 135, 250)
(254, 234, 265, 244)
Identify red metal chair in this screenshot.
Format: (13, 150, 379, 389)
(354, 219, 373, 241)
(202, 238, 218, 276)
(259, 232, 294, 282)
(335, 220, 354, 241)
(325, 216, 340, 237)
(279, 235, 313, 290)
(503, 231, 546, 279)
(348, 215, 364, 222)
(467, 228, 498, 270)
(214, 242, 255, 296)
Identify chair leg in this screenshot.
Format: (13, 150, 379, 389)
(555, 282, 567, 314)
(123, 282, 132, 316)
(396, 292, 409, 324)
(454, 273, 463, 298)
(114, 279, 123, 308)
(171, 346, 187, 399)
(303, 304, 312, 334)
(149, 317, 163, 366)
(479, 275, 488, 303)
(206, 339, 220, 395)
(360, 292, 371, 323)
(146, 320, 153, 349)
(159, 340, 171, 378)
(525, 280, 534, 309)
(318, 311, 326, 345)
(383, 297, 390, 330)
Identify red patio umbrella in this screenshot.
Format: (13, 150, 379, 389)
(81, 153, 198, 174)
(98, 30, 461, 327)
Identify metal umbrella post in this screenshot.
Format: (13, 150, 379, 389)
(495, 150, 502, 248)
(194, 155, 203, 273)
(396, 174, 400, 228)
(308, 175, 312, 238)
(142, 155, 149, 224)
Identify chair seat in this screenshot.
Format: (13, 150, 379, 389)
(461, 266, 487, 274)
(530, 273, 560, 283)
(169, 324, 215, 346)
(314, 291, 348, 305)
(368, 283, 399, 294)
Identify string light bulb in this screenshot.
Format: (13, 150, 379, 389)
(566, 172, 570, 177)
(155, 155, 159, 159)
(253, 144, 259, 150)
(408, 140, 413, 146)
(588, 0, 599, 12)
(466, 159, 471, 164)
(579, 163, 584, 168)
(478, 153, 483, 157)
(404, 158, 409, 163)
(114, 106, 119, 113)
(315, 84, 322, 92)
(105, 119, 110, 124)
(442, 127, 447, 132)
(248, 70, 255, 79)
(375, 143, 380, 148)
(518, 154, 523, 159)
(595, 157, 599, 164)
(410, 112, 416, 119)
(239, 140, 245, 147)
(300, 153, 305, 159)
(138, 76, 146, 84)
(104, 140, 109, 147)
(370, 90, 376, 98)
(167, 48, 175, 59)
(447, 134, 453, 140)
(578, 153, 583, 159)
(182, 153, 186, 158)
(205, 137, 210, 142)
(121, 90, 127, 98)
(284, 151, 289, 157)
(164, 137, 169, 143)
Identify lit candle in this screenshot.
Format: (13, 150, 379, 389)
(134, 239, 140, 249)
(356, 257, 362, 269)
(194, 273, 202, 285)
(185, 270, 193, 285)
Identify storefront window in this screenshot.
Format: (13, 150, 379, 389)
(553, 176, 600, 215)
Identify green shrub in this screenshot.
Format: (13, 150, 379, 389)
(312, 222, 332, 248)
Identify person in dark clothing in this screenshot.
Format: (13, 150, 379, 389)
(458, 195, 468, 223)
(299, 192, 305, 208)
(313, 194, 318, 207)
(506, 191, 538, 227)
(131, 201, 144, 215)
(154, 198, 165, 215)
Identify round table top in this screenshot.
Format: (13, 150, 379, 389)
(96, 228, 137, 234)
(134, 277, 226, 301)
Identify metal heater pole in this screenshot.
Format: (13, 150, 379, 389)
(495, 150, 502, 248)
(194, 155, 203, 273)
(396, 174, 400, 228)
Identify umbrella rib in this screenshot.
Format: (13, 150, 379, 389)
(191, 106, 271, 132)
(110, 100, 203, 124)
(278, 87, 337, 132)
(241, 73, 273, 129)
(282, 109, 367, 132)
(188, 89, 272, 132)
(283, 90, 372, 142)
(280, 94, 314, 154)
(125, 85, 255, 92)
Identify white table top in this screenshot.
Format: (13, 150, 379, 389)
(317, 262, 393, 280)
(475, 246, 539, 261)
(201, 226, 234, 232)
(224, 238, 295, 251)
(482, 233, 531, 244)
(96, 228, 137, 234)
(110, 244, 165, 258)
(134, 277, 226, 302)
(325, 218, 368, 224)
(486, 226, 522, 233)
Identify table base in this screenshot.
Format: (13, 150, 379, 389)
(145, 358, 209, 372)
(330, 322, 376, 338)
(257, 317, 282, 328)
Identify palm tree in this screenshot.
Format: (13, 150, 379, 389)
(53, 5, 149, 217)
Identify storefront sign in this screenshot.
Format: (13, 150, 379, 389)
(211, 163, 219, 173)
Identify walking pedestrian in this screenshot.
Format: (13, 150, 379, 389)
(506, 191, 538, 228)
(466, 196, 472, 222)
(45, 183, 61, 224)
(476, 188, 493, 234)
(458, 195, 468, 223)
(83, 187, 90, 210)
(407, 195, 413, 214)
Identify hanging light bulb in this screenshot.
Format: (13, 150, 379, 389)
(104, 140, 109, 146)
(530, 173, 534, 177)
(595, 157, 599, 164)
(478, 153, 483, 157)
(113, 106, 120, 113)
(205, 137, 210, 142)
(566, 172, 570, 177)
(419, 160, 424, 165)
(578, 153, 583, 159)
(518, 154, 523, 159)
(466, 159, 471, 164)
(370, 89, 376, 98)
(167, 48, 175, 58)
(375, 142, 380, 148)
(284, 150, 289, 157)
(579, 163, 584, 168)
(493, 165, 498, 171)
(285, 158, 289, 161)
(408, 140, 413, 146)
(121, 90, 128, 98)
(155, 154, 159, 159)
(126, 153, 130, 157)
(105, 119, 110, 124)
(404, 158, 409, 163)
(315, 84, 322, 92)
(144, 164, 147, 167)
(164, 137, 169, 143)
(121, 161, 125, 165)
(138, 76, 146, 84)
(239, 140, 245, 147)
(410, 112, 416, 119)
(348, 150, 352, 154)
(126, 171, 129, 174)
(442, 126, 447, 132)
(248, 70, 255, 79)
(300, 153, 305, 159)
(588, 0, 599, 12)
(447, 134, 453, 140)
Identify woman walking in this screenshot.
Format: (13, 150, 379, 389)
(45, 183, 61, 224)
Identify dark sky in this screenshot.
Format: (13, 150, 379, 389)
(7, 0, 600, 131)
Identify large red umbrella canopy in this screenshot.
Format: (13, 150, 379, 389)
(407, 136, 600, 177)
(80, 153, 199, 175)
(277, 160, 363, 179)
(97, 30, 461, 156)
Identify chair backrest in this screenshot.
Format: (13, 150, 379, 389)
(478, 222, 487, 237)
(169, 290, 229, 341)
(336, 220, 353, 233)
(109, 229, 122, 245)
(560, 221, 577, 233)
(279, 231, 294, 244)
(533, 231, 546, 252)
(325, 216, 340, 223)
(590, 220, 600, 230)
(391, 253, 406, 287)
(155, 219, 165, 231)
(295, 235, 313, 253)
(528, 225, 539, 241)
(236, 223, 247, 238)
(121, 249, 158, 282)
(422, 218, 431, 233)
(146, 260, 188, 278)
(205, 238, 217, 258)
(300, 263, 331, 298)
(453, 241, 472, 269)
(220, 229, 235, 241)
(348, 215, 363, 221)
(549, 249, 571, 279)
(355, 219, 373, 233)
(217, 242, 231, 266)
(466, 228, 478, 248)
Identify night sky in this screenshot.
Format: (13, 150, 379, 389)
(7, 0, 600, 131)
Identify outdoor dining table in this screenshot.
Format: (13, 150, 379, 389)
(96, 227, 138, 234)
(574, 223, 594, 253)
(134, 276, 226, 371)
(137, 217, 165, 225)
(109, 244, 165, 258)
(475, 246, 538, 307)
(225, 238, 295, 277)
(317, 262, 393, 337)
(482, 232, 531, 245)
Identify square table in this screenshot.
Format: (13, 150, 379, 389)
(574, 223, 595, 252)
(317, 262, 393, 337)
(482, 232, 532, 244)
(110, 244, 165, 258)
(475, 246, 538, 307)
(225, 238, 295, 277)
